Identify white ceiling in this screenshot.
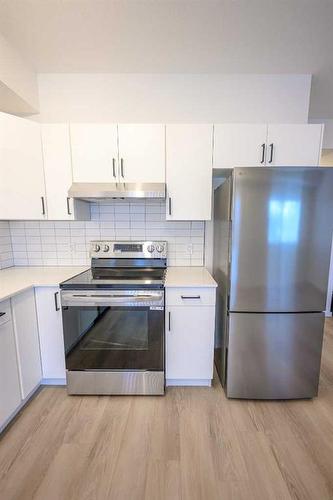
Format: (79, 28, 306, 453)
(0, 0, 332, 118)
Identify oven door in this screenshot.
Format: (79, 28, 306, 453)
(61, 290, 164, 371)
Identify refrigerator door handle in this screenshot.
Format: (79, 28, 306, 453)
(268, 143, 274, 164)
(260, 143, 266, 164)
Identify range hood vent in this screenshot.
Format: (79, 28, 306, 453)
(68, 182, 166, 201)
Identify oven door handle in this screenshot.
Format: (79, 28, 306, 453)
(61, 293, 164, 306)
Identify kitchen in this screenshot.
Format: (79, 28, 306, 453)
(1, 2, 333, 499)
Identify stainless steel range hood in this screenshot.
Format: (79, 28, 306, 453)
(68, 182, 166, 201)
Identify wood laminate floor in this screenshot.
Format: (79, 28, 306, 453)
(1, 318, 333, 500)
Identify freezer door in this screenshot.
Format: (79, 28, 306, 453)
(226, 312, 325, 399)
(230, 167, 333, 312)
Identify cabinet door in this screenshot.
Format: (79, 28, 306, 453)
(70, 123, 118, 182)
(166, 124, 213, 220)
(118, 124, 165, 183)
(41, 124, 89, 221)
(213, 124, 268, 168)
(166, 305, 215, 380)
(35, 287, 66, 380)
(0, 112, 46, 220)
(267, 124, 323, 166)
(0, 304, 21, 429)
(11, 289, 42, 399)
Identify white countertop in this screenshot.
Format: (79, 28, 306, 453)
(0, 265, 216, 302)
(165, 267, 217, 288)
(0, 266, 88, 302)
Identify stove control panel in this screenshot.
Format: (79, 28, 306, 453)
(90, 240, 167, 259)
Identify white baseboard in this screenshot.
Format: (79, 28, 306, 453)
(41, 378, 66, 386)
(166, 379, 212, 387)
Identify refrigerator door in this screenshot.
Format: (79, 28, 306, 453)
(226, 312, 325, 399)
(230, 167, 333, 312)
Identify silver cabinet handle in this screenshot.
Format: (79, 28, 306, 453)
(260, 143, 266, 164)
(268, 143, 274, 164)
(112, 158, 116, 178)
(181, 295, 201, 299)
(120, 158, 124, 178)
(66, 197, 71, 215)
(41, 196, 46, 215)
(168, 197, 172, 216)
(168, 311, 171, 331)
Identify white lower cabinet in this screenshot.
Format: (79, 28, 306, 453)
(11, 289, 42, 399)
(165, 287, 216, 385)
(0, 285, 67, 433)
(35, 287, 66, 381)
(0, 301, 21, 430)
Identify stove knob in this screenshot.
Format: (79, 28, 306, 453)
(103, 244, 110, 252)
(156, 244, 164, 253)
(93, 244, 101, 252)
(147, 244, 155, 253)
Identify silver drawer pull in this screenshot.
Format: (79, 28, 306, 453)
(181, 295, 201, 299)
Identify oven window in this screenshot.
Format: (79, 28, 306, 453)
(80, 309, 148, 351)
(62, 305, 164, 371)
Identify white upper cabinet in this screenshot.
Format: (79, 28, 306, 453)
(117, 124, 165, 183)
(213, 124, 268, 168)
(71, 123, 166, 184)
(41, 124, 90, 220)
(213, 123, 323, 168)
(70, 123, 119, 182)
(266, 124, 323, 166)
(0, 112, 46, 220)
(166, 124, 213, 221)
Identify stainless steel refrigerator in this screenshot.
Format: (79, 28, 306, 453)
(213, 167, 333, 399)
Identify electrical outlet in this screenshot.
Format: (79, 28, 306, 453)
(187, 244, 193, 255)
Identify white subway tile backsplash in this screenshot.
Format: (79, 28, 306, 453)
(4, 200, 205, 267)
(0, 221, 14, 269)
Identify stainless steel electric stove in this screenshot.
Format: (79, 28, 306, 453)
(60, 241, 167, 395)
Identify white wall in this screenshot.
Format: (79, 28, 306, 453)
(311, 119, 333, 149)
(37, 73, 311, 123)
(0, 32, 39, 115)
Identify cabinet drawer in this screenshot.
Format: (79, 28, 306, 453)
(166, 287, 216, 306)
(0, 300, 11, 326)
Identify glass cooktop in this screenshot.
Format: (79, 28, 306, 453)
(60, 267, 166, 290)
